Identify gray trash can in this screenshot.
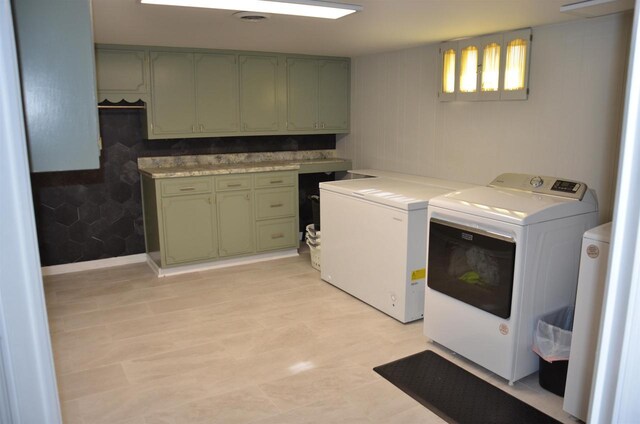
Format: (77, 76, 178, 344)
(532, 306, 574, 396)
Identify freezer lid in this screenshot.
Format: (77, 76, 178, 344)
(319, 177, 455, 210)
(347, 169, 477, 190)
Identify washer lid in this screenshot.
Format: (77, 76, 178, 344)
(584, 222, 612, 243)
(319, 177, 467, 210)
(429, 186, 598, 225)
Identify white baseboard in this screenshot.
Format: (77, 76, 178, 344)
(150, 249, 300, 277)
(40, 254, 148, 276)
(41, 249, 301, 278)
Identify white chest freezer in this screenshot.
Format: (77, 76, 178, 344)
(319, 176, 474, 323)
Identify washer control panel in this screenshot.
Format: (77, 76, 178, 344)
(489, 173, 588, 200)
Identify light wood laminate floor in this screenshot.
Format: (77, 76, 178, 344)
(45, 249, 578, 424)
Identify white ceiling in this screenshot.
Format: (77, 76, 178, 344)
(91, 0, 614, 57)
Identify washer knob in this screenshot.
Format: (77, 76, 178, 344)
(530, 176, 544, 188)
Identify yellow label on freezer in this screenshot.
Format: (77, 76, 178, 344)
(411, 268, 426, 281)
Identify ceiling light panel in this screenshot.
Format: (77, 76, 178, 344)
(140, 0, 363, 19)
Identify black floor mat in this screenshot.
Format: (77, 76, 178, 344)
(373, 350, 561, 424)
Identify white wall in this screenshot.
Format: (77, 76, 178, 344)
(338, 13, 632, 221)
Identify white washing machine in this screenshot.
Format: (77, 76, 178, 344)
(563, 222, 611, 421)
(424, 173, 599, 384)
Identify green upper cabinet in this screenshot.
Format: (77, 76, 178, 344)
(13, 0, 100, 172)
(239, 54, 280, 132)
(287, 58, 319, 131)
(148, 51, 239, 138)
(286, 58, 350, 133)
(195, 53, 239, 133)
(149, 51, 197, 136)
(95, 47, 148, 102)
(318, 59, 350, 131)
(98, 45, 350, 139)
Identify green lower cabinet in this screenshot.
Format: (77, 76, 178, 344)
(256, 218, 297, 252)
(217, 190, 255, 257)
(254, 188, 296, 220)
(161, 193, 218, 265)
(253, 170, 299, 252)
(142, 171, 298, 270)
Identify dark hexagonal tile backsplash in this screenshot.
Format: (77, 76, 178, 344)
(31, 108, 335, 266)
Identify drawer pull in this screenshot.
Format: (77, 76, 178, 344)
(270, 203, 283, 208)
(271, 233, 285, 239)
(226, 183, 242, 188)
(179, 187, 196, 191)
(270, 180, 283, 184)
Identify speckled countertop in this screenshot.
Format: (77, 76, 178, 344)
(138, 150, 351, 178)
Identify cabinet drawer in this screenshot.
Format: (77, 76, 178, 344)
(254, 172, 296, 188)
(255, 188, 296, 220)
(256, 218, 297, 252)
(216, 175, 252, 191)
(161, 177, 212, 197)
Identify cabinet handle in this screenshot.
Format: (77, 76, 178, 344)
(271, 233, 285, 239)
(322, 122, 326, 129)
(192, 125, 197, 132)
(270, 203, 283, 208)
(179, 187, 196, 191)
(227, 183, 242, 188)
(270, 180, 283, 184)
(314, 122, 318, 129)
(199, 124, 204, 132)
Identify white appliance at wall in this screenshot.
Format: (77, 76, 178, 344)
(320, 175, 474, 323)
(424, 173, 599, 384)
(563, 222, 611, 421)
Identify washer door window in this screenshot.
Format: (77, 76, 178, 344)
(428, 218, 516, 319)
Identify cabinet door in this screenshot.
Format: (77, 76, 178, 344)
(286, 58, 318, 131)
(162, 194, 218, 265)
(318, 59, 350, 131)
(239, 55, 279, 132)
(217, 191, 254, 257)
(13, 0, 100, 172)
(195, 53, 239, 133)
(95, 48, 147, 97)
(150, 51, 197, 135)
